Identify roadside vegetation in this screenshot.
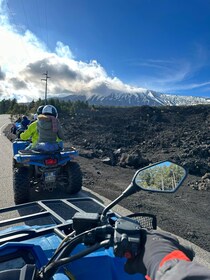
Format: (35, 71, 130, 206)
(0, 98, 90, 116)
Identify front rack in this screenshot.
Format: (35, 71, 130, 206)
(0, 197, 107, 244)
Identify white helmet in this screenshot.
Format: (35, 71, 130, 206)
(42, 105, 58, 117)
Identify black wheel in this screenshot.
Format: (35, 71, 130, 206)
(64, 162, 82, 194)
(13, 166, 30, 204)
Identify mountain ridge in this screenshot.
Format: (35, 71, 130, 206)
(60, 90, 210, 107)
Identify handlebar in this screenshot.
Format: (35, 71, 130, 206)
(38, 216, 146, 279)
(38, 225, 114, 279)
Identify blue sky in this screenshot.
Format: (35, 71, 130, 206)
(0, 0, 210, 102)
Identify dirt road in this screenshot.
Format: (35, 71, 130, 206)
(0, 114, 14, 207)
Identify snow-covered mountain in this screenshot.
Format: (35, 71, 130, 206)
(61, 90, 210, 107)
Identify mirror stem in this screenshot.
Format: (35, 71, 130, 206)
(101, 183, 139, 221)
(101, 193, 126, 221)
(122, 183, 139, 197)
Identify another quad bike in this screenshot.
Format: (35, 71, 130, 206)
(11, 122, 27, 138)
(0, 161, 187, 279)
(12, 140, 83, 204)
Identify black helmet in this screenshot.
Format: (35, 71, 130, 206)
(37, 105, 44, 115)
(42, 105, 58, 117)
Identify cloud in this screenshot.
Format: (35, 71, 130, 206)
(129, 50, 210, 94)
(55, 41, 74, 59)
(172, 81, 210, 91)
(10, 77, 28, 90)
(0, 0, 149, 102)
(0, 0, 209, 101)
(0, 66, 5, 80)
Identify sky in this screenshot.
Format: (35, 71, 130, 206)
(0, 0, 210, 103)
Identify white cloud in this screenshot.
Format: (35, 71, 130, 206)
(55, 41, 74, 59)
(1, 0, 209, 102)
(0, 0, 148, 102)
(129, 52, 210, 94)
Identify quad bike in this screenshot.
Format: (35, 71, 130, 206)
(0, 161, 187, 279)
(11, 122, 27, 138)
(12, 140, 83, 204)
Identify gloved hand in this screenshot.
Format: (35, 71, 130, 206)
(124, 229, 194, 279)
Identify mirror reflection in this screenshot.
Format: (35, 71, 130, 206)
(134, 161, 186, 192)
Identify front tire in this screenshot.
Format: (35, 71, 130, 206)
(13, 166, 30, 204)
(65, 162, 82, 194)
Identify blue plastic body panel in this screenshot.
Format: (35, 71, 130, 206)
(14, 150, 78, 166)
(13, 141, 30, 155)
(0, 198, 145, 280)
(13, 140, 79, 167)
(68, 244, 144, 280)
(0, 235, 143, 280)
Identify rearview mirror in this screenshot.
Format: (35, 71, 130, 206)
(134, 161, 187, 193)
(102, 161, 187, 219)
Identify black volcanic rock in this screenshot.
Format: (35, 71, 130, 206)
(62, 105, 210, 176)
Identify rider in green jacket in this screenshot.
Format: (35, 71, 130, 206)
(20, 105, 44, 148)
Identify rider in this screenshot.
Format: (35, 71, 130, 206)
(124, 229, 210, 280)
(20, 105, 44, 148)
(29, 113, 38, 124)
(20, 115, 30, 129)
(34, 104, 64, 151)
(11, 116, 22, 134)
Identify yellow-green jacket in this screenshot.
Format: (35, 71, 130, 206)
(20, 120, 38, 147)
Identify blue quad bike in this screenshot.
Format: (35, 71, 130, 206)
(12, 140, 83, 205)
(0, 161, 187, 279)
(11, 122, 27, 138)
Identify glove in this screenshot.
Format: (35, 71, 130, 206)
(124, 229, 194, 279)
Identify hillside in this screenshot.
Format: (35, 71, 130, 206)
(60, 104, 210, 252)
(62, 105, 210, 177)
